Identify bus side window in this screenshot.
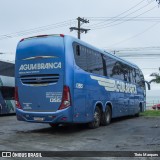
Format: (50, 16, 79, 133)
(136, 69, 140, 84)
(139, 70, 145, 89)
(86, 50, 103, 76)
(111, 60, 127, 81)
(127, 67, 131, 83)
(73, 43, 88, 71)
(102, 54, 107, 76)
(136, 69, 144, 88)
(132, 69, 136, 83)
(106, 56, 115, 77)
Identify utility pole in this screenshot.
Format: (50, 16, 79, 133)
(70, 17, 90, 39)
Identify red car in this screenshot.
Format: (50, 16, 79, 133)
(152, 104, 160, 110)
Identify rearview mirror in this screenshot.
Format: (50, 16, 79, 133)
(144, 80, 151, 90)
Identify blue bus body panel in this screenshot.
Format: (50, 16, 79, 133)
(16, 36, 69, 117)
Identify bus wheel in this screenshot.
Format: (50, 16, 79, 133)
(135, 106, 141, 117)
(101, 106, 111, 126)
(88, 107, 101, 129)
(49, 123, 59, 128)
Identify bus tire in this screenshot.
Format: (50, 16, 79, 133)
(135, 105, 141, 117)
(101, 106, 111, 126)
(135, 112, 140, 117)
(88, 106, 101, 129)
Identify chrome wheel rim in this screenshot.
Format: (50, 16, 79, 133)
(106, 110, 110, 123)
(94, 109, 100, 126)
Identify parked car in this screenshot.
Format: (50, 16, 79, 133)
(152, 104, 160, 110)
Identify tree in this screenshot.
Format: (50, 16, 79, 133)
(150, 68, 160, 84)
(156, 0, 160, 5)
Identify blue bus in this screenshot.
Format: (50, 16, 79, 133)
(15, 34, 149, 128)
(0, 61, 15, 115)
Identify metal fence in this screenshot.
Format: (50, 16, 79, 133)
(146, 100, 160, 110)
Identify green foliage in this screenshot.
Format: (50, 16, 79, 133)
(150, 67, 160, 84)
(140, 110, 160, 117)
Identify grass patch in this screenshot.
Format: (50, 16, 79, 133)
(140, 110, 160, 117)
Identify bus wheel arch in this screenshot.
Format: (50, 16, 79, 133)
(101, 103, 112, 126)
(139, 102, 143, 112)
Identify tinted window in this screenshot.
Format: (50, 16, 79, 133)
(103, 55, 137, 82)
(135, 69, 145, 88)
(111, 61, 126, 80)
(135, 69, 140, 84)
(104, 56, 125, 81)
(0, 86, 15, 100)
(73, 44, 87, 71)
(130, 69, 136, 83)
(139, 70, 145, 88)
(73, 43, 103, 76)
(125, 66, 132, 82)
(87, 51, 103, 76)
(73, 43, 137, 83)
(104, 56, 115, 77)
(0, 61, 14, 77)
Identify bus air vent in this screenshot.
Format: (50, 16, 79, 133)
(20, 74, 59, 86)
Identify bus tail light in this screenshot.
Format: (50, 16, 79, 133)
(60, 34, 64, 37)
(59, 85, 71, 110)
(15, 87, 22, 109)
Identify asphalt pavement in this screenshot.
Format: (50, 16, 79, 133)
(0, 115, 160, 160)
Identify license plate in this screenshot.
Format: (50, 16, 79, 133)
(34, 117, 45, 121)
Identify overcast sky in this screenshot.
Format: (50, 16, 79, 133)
(0, 0, 160, 91)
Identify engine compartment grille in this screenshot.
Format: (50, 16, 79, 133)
(20, 74, 59, 85)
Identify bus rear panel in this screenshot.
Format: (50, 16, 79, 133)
(15, 35, 73, 123)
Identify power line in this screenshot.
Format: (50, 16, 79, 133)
(111, 53, 160, 57)
(0, 20, 75, 39)
(105, 46, 160, 50)
(89, 1, 153, 29)
(106, 21, 160, 48)
(86, 17, 160, 22)
(87, 0, 147, 28)
(0, 19, 76, 41)
(142, 68, 159, 69)
(0, 2, 156, 41)
(116, 53, 160, 57)
(89, 3, 156, 30)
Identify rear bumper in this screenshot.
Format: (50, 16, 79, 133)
(16, 107, 73, 124)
